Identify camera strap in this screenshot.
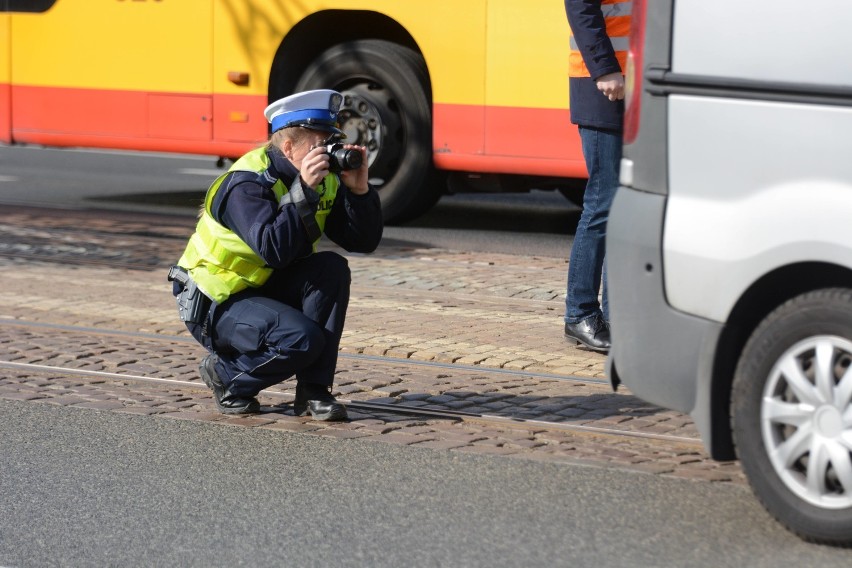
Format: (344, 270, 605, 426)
(279, 176, 322, 242)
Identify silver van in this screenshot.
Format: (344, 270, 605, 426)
(607, 0, 852, 546)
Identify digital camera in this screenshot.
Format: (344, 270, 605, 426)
(324, 141, 362, 173)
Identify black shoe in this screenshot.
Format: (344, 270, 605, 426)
(564, 314, 611, 353)
(294, 382, 348, 421)
(199, 354, 260, 415)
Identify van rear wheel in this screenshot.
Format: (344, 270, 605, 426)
(732, 288, 852, 546)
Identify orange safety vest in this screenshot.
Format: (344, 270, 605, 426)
(568, 0, 632, 78)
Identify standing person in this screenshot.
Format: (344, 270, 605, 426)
(169, 89, 383, 420)
(563, 0, 631, 353)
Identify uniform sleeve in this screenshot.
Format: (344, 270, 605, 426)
(215, 172, 314, 269)
(565, 0, 623, 80)
(322, 183, 384, 253)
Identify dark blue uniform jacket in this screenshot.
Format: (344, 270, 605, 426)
(209, 146, 383, 270)
(565, 0, 625, 131)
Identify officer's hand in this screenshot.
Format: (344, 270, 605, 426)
(596, 73, 625, 101)
(301, 146, 331, 189)
(340, 145, 369, 195)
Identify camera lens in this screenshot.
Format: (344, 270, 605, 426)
(339, 148, 362, 170)
(327, 145, 362, 172)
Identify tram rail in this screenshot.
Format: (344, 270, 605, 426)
(0, 207, 743, 483)
(1, 319, 699, 447)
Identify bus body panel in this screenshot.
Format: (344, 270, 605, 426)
(11, 0, 213, 143)
(0, 14, 10, 144)
(1, 0, 585, 179)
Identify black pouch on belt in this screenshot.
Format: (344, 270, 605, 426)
(168, 266, 212, 325)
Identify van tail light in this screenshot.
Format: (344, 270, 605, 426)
(623, 0, 647, 145)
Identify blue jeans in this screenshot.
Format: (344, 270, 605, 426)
(565, 126, 622, 324)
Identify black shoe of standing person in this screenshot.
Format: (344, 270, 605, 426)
(199, 354, 260, 414)
(294, 382, 348, 421)
(564, 313, 611, 353)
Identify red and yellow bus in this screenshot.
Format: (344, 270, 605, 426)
(1, 0, 585, 222)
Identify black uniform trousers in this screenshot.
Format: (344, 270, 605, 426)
(191, 251, 351, 398)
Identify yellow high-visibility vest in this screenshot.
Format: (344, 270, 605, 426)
(177, 146, 338, 303)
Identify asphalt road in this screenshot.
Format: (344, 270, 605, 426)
(3, 399, 850, 568)
(2, 144, 851, 565)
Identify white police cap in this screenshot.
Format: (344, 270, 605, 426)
(264, 89, 344, 134)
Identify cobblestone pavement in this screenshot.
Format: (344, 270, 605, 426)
(0, 206, 746, 484)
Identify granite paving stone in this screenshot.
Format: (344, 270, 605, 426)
(0, 208, 745, 485)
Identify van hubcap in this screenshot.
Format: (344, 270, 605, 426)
(761, 336, 852, 509)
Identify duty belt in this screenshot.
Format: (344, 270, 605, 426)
(168, 265, 211, 326)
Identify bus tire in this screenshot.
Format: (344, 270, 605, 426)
(295, 40, 440, 224)
(731, 288, 852, 547)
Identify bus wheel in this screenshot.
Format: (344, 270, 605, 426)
(295, 40, 439, 224)
(732, 288, 852, 546)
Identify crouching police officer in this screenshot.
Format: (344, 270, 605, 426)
(169, 89, 383, 420)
